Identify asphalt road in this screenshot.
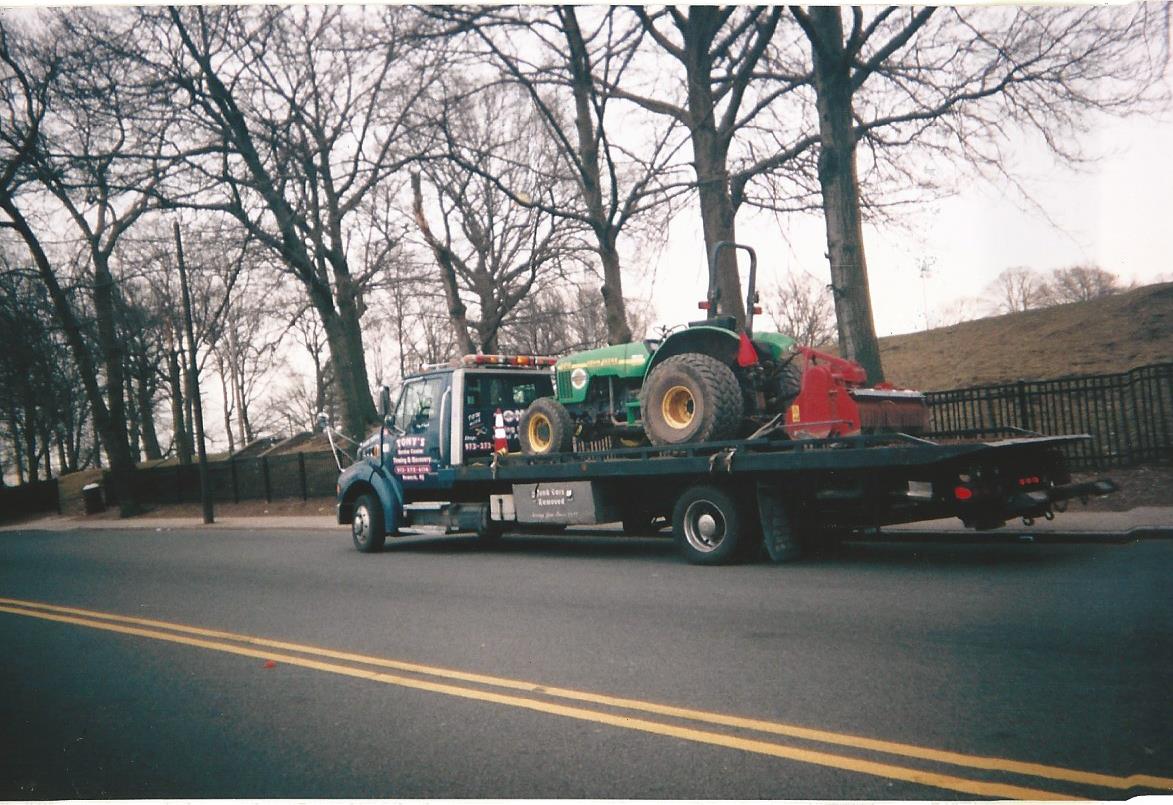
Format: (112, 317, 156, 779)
(1, 524, 1170, 800)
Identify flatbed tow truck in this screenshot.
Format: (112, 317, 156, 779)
(333, 355, 1117, 565)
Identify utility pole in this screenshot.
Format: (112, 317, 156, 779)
(175, 222, 214, 525)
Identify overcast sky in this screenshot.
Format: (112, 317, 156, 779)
(641, 102, 1173, 338)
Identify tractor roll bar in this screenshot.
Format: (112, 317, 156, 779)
(707, 241, 758, 336)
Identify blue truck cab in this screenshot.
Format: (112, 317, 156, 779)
(336, 355, 555, 551)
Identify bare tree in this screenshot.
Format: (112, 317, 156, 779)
(114, 284, 164, 461)
(0, 13, 177, 508)
(425, 6, 690, 345)
(766, 272, 837, 348)
(987, 267, 1051, 314)
(771, 4, 1170, 382)
(138, 5, 439, 440)
(410, 84, 590, 355)
(605, 7, 814, 327)
(1046, 265, 1122, 304)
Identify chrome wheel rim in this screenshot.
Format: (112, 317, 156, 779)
(353, 505, 370, 545)
(682, 499, 725, 553)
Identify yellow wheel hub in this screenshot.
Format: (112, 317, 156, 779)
(527, 413, 553, 451)
(661, 385, 696, 430)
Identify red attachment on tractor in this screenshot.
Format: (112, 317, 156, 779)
(783, 347, 864, 439)
(781, 347, 930, 439)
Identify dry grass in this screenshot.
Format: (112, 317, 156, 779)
(879, 282, 1173, 391)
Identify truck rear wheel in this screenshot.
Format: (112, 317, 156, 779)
(671, 484, 747, 565)
(756, 484, 801, 563)
(520, 398, 575, 455)
(640, 354, 742, 445)
(352, 493, 386, 553)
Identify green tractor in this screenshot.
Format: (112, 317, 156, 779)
(519, 242, 927, 455)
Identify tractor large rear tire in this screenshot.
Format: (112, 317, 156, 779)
(520, 398, 574, 455)
(640, 354, 742, 445)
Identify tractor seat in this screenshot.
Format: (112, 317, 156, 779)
(688, 315, 737, 331)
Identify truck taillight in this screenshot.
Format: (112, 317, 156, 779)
(697, 301, 711, 310)
(954, 485, 974, 501)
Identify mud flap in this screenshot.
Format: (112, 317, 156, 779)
(757, 482, 801, 563)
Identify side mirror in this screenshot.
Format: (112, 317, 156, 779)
(378, 385, 392, 418)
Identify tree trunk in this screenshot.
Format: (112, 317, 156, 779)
(227, 327, 252, 445)
(56, 430, 67, 476)
(9, 404, 26, 485)
(40, 429, 52, 479)
(314, 296, 376, 443)
(22, 393, 38, 483)
(808, 6, 885, 384)
(0, 199, 136, 504)
(682, 15, 745, 327)
(217, 351, 235, 455)
(137, 375, 162, 461)
(124, 371, 142, 463)
(183, 353, 194, 454)
(411, 173, 478, 357)
(559, 6, 633, 345)
(92, 260, 139, 510)
(234, 369, 253, 445)
(168, 346, 191, 464)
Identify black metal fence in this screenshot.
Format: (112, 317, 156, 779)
(926, 363, 1173, 470)
(103, 451, 340, 506)
(0, 478, 61, 522)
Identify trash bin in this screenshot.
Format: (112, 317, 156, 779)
(82, 482, 105, 515)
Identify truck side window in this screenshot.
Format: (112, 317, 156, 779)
(395, 378, 443, 434)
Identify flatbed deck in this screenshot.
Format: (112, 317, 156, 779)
(457, 431, 1089, 483)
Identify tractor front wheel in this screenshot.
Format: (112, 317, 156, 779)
(640, 354, 742, 445)
(520, 398, 574, 455)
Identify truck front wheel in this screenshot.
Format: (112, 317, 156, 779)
(672, 484, 747, 565)
(520, 398, 575, 455)
(352, 493, 387, 553)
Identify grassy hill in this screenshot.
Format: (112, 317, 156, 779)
(878, 281, 1173, 391)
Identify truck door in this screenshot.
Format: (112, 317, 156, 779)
(387, 373, 448, 487)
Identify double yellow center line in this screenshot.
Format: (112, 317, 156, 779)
(1, 596, 1168, 800)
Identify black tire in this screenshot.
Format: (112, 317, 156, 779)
(351, 493, 386, 553)
(671, 484, 747, 565)
(774, 354, 804, 407)
(640, 354, 742, 445)
(475, 503, 504, 544)
(756, 486, 802, 563)
(520, 398, 575, 455)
